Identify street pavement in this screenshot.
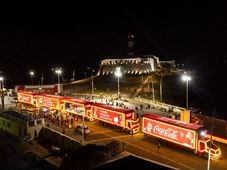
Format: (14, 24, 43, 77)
(45, 118, 227, 170)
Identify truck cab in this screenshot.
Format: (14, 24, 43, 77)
(198, 139, 221, 160)
(126, 119, 140, 134)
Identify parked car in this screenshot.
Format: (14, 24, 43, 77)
(75, 124, 90, 135)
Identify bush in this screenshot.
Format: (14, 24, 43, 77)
(106, 140, 123, 157)
(60, 144, 110, 170)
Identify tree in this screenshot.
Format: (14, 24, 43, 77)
(60, 140, 124, 170)
(60, 144, 110, 170)
(105, 140, 122, 157)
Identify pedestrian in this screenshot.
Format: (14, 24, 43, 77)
(83, 128, 86, 140)
(34, 130, 37, 139)
(122, 141, 125, 151)
(157, 142, 161, 153)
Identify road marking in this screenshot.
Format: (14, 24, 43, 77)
(88, 135, 130, 143)
(88, 132, 142, 143)
(90, 130, 112, 135)
(88, 133, 194, 170)
(177, 162, 195, 170)
(45, 121, 194, 170)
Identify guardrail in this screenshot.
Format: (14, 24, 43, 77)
(134, 97, 185, 114)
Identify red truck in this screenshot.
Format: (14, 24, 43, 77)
(61, 98, 93, 120)
(36, 94, 64, 110)
(17, 91, 39, 111)
(142, 114, 221, 160)
(90, 103, 140, 134)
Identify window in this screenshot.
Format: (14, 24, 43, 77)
(36, 119, 42, 125)
(128, 122, 131, 128)
(200, 142, 205, 150)
(29, 121, 35, 127)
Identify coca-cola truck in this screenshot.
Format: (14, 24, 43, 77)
(142, 114, 221, 160)
(90, 103, 140, 134)
(37, 94, 64, 110)
(17, 91, 39, 111)
(62, 98, 93, 120)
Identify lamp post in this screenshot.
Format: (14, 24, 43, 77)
(182, 73, 191, 110)
(51, 68, 55, 84)
(91, 70, 95, 96)
(82, 112, 85, 145)
(41, 74, 44, 86)
(114, 67, 122, 99)
(30, 71, 34, 85)
(151, 78, 155, 101)
(55, 68, 62, 84)
(0, 77, 4, 110)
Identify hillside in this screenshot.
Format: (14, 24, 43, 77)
(63, 73, 186, 106)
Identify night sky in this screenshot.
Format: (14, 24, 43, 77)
(1, 6, 227, 115)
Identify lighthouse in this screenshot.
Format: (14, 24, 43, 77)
(128, 33, 134, 56)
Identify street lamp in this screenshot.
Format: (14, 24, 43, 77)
(114, 67, 122, 99)
(41, 74, 44, 86)
(91, 70, 95, 96)
(182, 73, 191, 110)
(0, 76, 4, 110)
(30, 71, 34, 85)
(82, 111, 85, 145)
(151, 78, 155, 101)
(55, 68, 62, 84)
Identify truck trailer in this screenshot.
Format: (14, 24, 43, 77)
(36, 93, 65, 111)
(17, 91, 38, 111)
(142, 113, 221, 160)
(62, 98, 93, 120)
(90, 103, 140, 134)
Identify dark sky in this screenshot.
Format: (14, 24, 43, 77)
(1, 6, 227, 87)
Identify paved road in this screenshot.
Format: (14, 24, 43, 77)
(46, 119, 227, 170)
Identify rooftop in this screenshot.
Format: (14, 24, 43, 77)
(0, 111, 33, 121)
(94, 151, 179, 170)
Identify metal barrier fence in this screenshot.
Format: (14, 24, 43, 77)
(134, 97, 185, 114)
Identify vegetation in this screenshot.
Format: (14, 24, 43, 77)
(155, 63, 174, 102)
(60, 140, 123, 170)
(106, 140, 123, 157)
(64, 65, 184, 105)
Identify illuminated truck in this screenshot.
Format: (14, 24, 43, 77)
(142, 114, 221, 160)
(36, 94, 65, 113)
(90, 103, 140, 134)
(17, 91, 38, 111)
(61, 98, 93, 120)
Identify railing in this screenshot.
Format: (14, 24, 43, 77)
(134, 97, 185, 114)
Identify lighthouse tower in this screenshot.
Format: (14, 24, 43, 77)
(128, 33, 134, 56)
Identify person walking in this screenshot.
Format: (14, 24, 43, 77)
(157, 142, 161, 153)
(122, 141, 125, 151)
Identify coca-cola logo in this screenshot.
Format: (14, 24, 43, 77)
(153, 125, 178, 140)
(19, 96, 31, 102)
